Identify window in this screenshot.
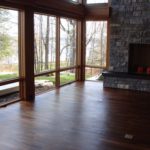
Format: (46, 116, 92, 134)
(86, 21, 107, 67)
(60, 18, 77, 68)
(34, 14, 56, 74)
(0, 8, 20, 105)
(34, 14, 78, 93)
(86, 21, 107, 81)
(87, 0, 108, 4)
(0, 8, 19, 81)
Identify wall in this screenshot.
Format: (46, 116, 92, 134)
(104, 0, 150, 92)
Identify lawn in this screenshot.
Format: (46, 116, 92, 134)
(60, 74, 75, 84)
(0, 74, 18, 81)
(35, 73, 75, 85)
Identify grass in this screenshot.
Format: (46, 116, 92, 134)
(0, 74, 18, 81)
(60, 74, 75, 85)
(35, 73, 75, 85)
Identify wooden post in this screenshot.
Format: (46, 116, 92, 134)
(20, 7, 35, 101)
(79, 20, 86, 81)
(56, 17, 60, 87)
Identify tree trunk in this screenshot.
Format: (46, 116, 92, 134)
(39, 16, 43, 72)
(44, 16, 50, 70)
(70, 20, 76, 67)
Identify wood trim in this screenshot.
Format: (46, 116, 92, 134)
(0, 1, 25, 9)
(0, 78, 21, 86)
(106, 19, 110, 69)
(34, 70, 56, 77)
(85, 4, 110, 20)
(19, 11, 24, 101)
(80, 20, 86, 81)
(34, 66, 78, 78)
(56, 17, 60, 88)
(59, 66, 78, 72)
(76, 21, 80, 81)
(85, 65, 107, 69)
(0, 99, 21, 108)
(0, 0, 85, 19)
(35, 0, 84, 19)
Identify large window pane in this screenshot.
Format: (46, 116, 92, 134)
(86, 21, 107, 67)
(0, 82, 20, 104)
(87, 0, 108, 4)
(0, 8, 19, 81)
(35, 73, 56, 94)
(60, 18, 77, 68)
(34, 14, 56, 74)
(60, 69, 76, 85)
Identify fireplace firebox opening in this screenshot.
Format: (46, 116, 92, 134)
(128, 44, 150, 75)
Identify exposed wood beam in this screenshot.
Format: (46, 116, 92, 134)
(0, 0, 85, 19)
(1, 0, 110, 20)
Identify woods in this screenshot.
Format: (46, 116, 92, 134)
(86, 21, 107, 67)
(0, 10, 107, 82)
(0, 8, 11, 61)
(0, 8, 19, 81)
(34, 15, 77, 74)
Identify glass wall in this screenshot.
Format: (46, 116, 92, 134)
(86, 21, 107, 81)
(34, 14, 78, 93)
(0, 8, 20, 105)
(60, 18, 77, 68)
(0, 8, 19, 81)
(34, 14, 56, 74)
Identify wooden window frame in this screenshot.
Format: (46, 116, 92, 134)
(0, 1, 110, 103)
(33, 14, 79, 92)
(0, 7, 23, 106)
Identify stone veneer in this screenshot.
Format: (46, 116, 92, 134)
(104, 77, 150, 92)
(103, 0, 150, 92)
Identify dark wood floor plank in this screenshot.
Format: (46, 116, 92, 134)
(0, 81, 150, 150)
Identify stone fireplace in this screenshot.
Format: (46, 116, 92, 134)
(103, 0, 150, 92)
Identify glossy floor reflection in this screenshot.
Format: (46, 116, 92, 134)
(0, 81, 150, 150)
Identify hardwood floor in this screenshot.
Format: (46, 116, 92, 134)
(0, 81, 150, 150)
